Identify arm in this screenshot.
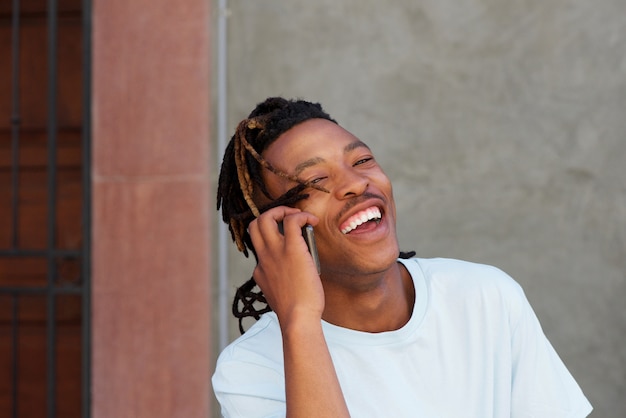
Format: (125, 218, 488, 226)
(281, 312, 349, 417)
(249, 207, 350, 418)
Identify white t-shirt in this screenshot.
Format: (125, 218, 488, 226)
(212, 258, 592, 417)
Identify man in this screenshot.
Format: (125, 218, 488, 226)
(212, 97, 592, 417)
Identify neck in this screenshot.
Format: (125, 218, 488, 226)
(321, 261, 414, 333)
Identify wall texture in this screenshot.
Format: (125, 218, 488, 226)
(219, 1, 625, 416)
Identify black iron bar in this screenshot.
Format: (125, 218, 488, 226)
(0, 249, 81, 257)
(81, 1, 93, 416)
(0, 10, 82, 21)
(0, 286, 84, 295)
(9, 3, 22, 416)
(10, 0, 21, 250)
(46, 0, 59, 416)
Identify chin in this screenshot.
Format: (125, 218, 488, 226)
(356, 243, 401, 274)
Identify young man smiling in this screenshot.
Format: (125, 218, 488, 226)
(212, 97, 592, 418)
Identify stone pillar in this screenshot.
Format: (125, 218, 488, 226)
(91, 0, 212, 416)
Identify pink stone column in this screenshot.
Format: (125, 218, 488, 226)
(91, 1, 212, 416)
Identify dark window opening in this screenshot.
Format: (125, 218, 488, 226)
(0, 0, 91, 417)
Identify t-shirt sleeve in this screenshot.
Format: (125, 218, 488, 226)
(212, 352, 286, 418)
(509, 286, 593, 418)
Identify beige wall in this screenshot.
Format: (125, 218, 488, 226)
(92, 0, 212, 416)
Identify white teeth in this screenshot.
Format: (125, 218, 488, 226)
(341, 207, 382, 234)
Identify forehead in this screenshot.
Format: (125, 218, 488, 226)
(263, 119, 368, 170)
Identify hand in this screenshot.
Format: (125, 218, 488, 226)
(248, 206, 324, 327)
(250, 207, 351, 417)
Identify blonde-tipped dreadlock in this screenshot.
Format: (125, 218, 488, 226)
(218, 98, 335, 257)
(229, 117, 330, 253)
(216, 97, 338, 333)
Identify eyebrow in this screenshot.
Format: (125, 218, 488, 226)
(294, 140, 370, 175)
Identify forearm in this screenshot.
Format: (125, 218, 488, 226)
(281, 315, 350, 418)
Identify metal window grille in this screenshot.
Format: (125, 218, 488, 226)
(1, 0, 91, 417)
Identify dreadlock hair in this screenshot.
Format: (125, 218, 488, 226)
(217, 97, 416, 333)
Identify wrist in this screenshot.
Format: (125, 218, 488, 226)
(279, 307, 324, 338)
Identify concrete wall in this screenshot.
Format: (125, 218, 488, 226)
(219, 1, 625, 416)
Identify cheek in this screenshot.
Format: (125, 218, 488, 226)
(259, 172, 294, 202)
(386, 181, 396, 213)
(295, 197, 326, 217)
(292, 184, 330, 210)
(378, 171, 393, 193)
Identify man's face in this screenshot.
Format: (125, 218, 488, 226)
(261, 118, 400, 283)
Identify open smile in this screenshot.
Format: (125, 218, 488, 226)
(340, 206, 382, 234)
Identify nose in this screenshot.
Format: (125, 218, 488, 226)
(334, 169, 369, 199)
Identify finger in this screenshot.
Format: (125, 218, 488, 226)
(248, 217, 266, 254)
(281, 212, 319, 246)
(250, 206, 303, 250)
(256, 206, 303, 240)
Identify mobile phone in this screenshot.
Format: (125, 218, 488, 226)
(277, 222, 321, 275)
(301, 224, 321, 275)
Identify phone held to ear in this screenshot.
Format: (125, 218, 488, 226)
(278, 222, 321, 275)
(301, 224, 321, 275)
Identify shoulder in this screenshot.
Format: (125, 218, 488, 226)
(212, 313, 287, 415)
(216, 312, 283, 368)
(410, 257, 523, 292)
(213, 312, 284, 396)
(404, 257, 528, 316)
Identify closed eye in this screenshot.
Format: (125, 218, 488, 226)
(310, 176, 327, 184)
(354, 157, 374, 166)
